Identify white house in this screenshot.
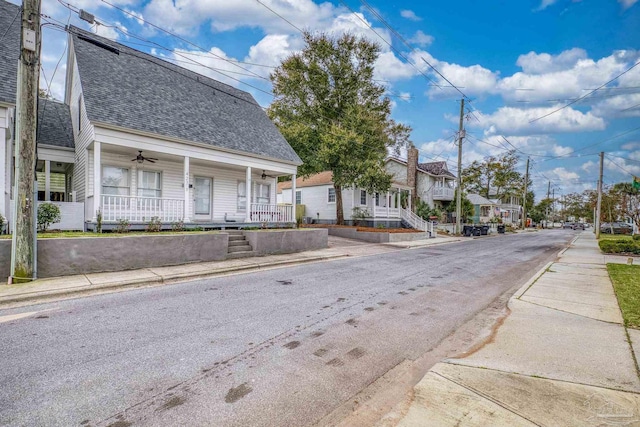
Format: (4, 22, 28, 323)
(2, 21, 302, 230)
(277, 148, 455, 230)
(489, 193, 522, 225)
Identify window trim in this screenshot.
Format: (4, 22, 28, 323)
(327, 187, 336, 204)
(295, 190, 302, 205)
(137, 169, 162, 198)
(360, 189, 367, 206)
(237, 180, 247, 213)
(101, 165, 130, 196)
(78, 95, 82, 133)
(255, 182, 271, 205)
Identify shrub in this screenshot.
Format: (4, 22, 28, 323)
(171, 220, 185, 232)
(115, 219, 130, 233)
(96, 209, 102, 233)
(352, 207, 369, 226)
(146, 216, 162, 232)
(599, 239, 640, 254)
(633, 234, 640, 241)
(37, 203, 61, 232)
(0, 214, 4, 234)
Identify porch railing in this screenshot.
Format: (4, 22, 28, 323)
(433, 187, 454, 200)
(373, 206, 400, 218)
(101, 195, 184, 222)
(400, 207, 434, 237)
(250, 203, 294, 223)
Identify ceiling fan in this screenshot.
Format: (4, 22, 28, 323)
(261, 170, 278, 180)
(132, 150, 158, 164)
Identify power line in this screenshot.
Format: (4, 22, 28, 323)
(529, 60, 640, 123)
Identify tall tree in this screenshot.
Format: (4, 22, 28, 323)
(612, 182, 640, 230)
(268, 32, 408, 224)
(462, 150, 522, 200)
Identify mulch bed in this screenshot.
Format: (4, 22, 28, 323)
(302, 224, 421, 234)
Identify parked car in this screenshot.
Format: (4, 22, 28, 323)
(600, 222, 633, 234)
(574, 223, 585, 230)
(563, 222, 575, 229)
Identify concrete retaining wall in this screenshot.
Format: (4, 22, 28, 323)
(326, 227, 428, 243)
(243, 229, 328, 255)
(0, 233, 229, 279)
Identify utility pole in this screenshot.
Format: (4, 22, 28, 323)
(455, 98, 464, 235)
(522, 157, 529, 229)
(545, 180, 550, 228)
(10, 0, 41, 284)
(552, 188, 555, 225)
(595, 151, 604, 239)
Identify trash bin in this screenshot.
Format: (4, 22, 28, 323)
(497, 225, 505, 234)
(463, 225, 473, 237)
(480, 225, 489, 235)
(472, 226, 482, 236)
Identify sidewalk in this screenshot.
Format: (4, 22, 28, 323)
(0, 234, 463, 308)
(385, 231, 640, 427)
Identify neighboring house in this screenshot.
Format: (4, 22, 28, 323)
(467, 193, 498, 224)
(0, 0, 20, 226)
(2, 21, 302, 230)
(277, 147, 456, 229)
(489, 192, 522, 225)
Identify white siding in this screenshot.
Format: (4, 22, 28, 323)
(386, 160, 407, 184)
(296, 185, 357, 221)
(417, 173, 435, 207)
(68, 46, 95, 203)
(0, 106, 9, 220)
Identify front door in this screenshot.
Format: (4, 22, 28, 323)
(194, 176, 212, 220)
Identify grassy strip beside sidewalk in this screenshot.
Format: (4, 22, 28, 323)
(608, 264, 640, 329)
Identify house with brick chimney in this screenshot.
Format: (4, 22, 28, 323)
(277, 147, 456, 229)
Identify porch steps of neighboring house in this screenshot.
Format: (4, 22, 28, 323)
(226, 231, 255, 259)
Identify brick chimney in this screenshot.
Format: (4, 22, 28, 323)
(407, 146, 418, 210)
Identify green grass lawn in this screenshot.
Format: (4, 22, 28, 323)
(608, 263, 640, 329)
(599, 234, 633, 241)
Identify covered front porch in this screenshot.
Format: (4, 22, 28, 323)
(86, 129, 299, 228)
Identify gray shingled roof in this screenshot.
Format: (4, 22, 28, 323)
(37, 98, 74, 148)
(467, 193, 495, 206)
(0, 0, 21, 105)
(69, 26, 301, 165)
(418, 161, 456, 179)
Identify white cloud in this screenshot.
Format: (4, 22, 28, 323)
(409, 30, 433, 47)
(400, 9, 421, 21)
(619, 0, 638, 10)
(92, 22, 123, 40)
(516, 48, 587, 74)
(535, 0, 559, 11)
(581, 160, 596, 173)
(621, 141, 640, 150)
(468, 106, 605, 136)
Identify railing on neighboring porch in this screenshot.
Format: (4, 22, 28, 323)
(400, 207, 434, 237)
(101, 195, 184, 222)
(433, 187, 454, 200)
(373, 206, 400, 218)
(250, 203, 294, 223)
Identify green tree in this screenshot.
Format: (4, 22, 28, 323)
(462, 150, 523, 200)
(269, 32, 409, 224)
(445, 190, 474, 223)
(37, 203, 61, 232)
(611, 182, 640, 231)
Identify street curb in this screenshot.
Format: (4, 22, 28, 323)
(513, 261, 553, 299)
(0, 254, 349, 308)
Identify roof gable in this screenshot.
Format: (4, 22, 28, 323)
(417, 161, 456, 178)
(278, 171, 334, 191)
(37, 99, 74, 149)
(0, 0, 21, 105)
(69, 26, 301, 164)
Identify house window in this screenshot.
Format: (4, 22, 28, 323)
(375, 192, 380, 206)
(102, 166, 129, 196)
(360, 190, 367, 205)
(256, 183, 270, 204)
(295, 190, 302, 205)
(237, 181, 246, 212)
(481, 206, 490, 216)
(328, 187, 336, 203)
(137, 170, 161, 198)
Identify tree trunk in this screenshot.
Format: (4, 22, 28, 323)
(335, 185, 344, 225)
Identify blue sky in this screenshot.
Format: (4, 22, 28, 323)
(23, 0, 640, 201)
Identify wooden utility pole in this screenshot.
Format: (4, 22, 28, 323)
(10, 0, 41, 283)
(522, 157, 529, 229)
(455, 98, 464, 235)
(595, 151, 604, 239)
(545, 180, 550, 228)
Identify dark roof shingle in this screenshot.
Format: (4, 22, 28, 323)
(0, 0, 21, 105)
(69, 26, 301, 164)
(37, 98, 74, 148)
(418, 161, 456, 178)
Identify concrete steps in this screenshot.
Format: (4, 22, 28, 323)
(226, 231, 253, 257)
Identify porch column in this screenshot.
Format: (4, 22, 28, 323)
(92, 141, 101, 221)
(408, 189, 412, 211)
(44, 160, 51, 201)
(183, 156, 190, 222)
(291, 173, 296, 223)
(396, 191, 400, 210)
(245, 167, 252, 222)
(386, 191, 390, 218)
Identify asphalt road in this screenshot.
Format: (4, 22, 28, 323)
(0, 230, 576, 427)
